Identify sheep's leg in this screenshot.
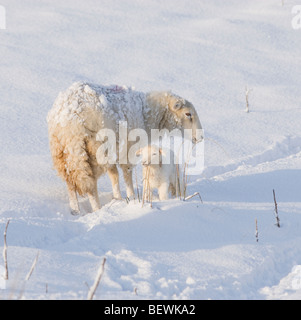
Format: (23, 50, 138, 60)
(169, 183, 176, 198)
(158, 182, 170, 201)
(121, 165, 135, 199)
(107, 166, 122, 199)
(87, 180, 101, 212)
(67, 183, 80, 215)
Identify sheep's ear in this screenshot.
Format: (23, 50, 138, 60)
(171, 99, 184, 111)
(136, 148, 142, 157)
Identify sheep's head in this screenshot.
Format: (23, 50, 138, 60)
(136, 145, 164, 167)
(168, 95, 203, 144)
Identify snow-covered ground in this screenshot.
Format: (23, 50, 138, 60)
(0, 0, 301, 300)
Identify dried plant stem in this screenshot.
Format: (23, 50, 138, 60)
(176, 164, 182, 200)
(3, 220, 10, 281)
(184, 192, 203, 203)
(142, 168, 147, 206)
(245, 86, 251, 113)
(142, 166, 152, 207)
(17, 251, 40, 300)
(25, 251, 40, 281)
(135, 168, 141, 203)
(148, 169, 151, 205)
(255, 219, 259, 243)
(183, 163, 188, 199)
(87, 257, 107, 300)
(273, 189, 280, 228)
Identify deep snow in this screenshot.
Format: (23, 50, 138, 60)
(0, 0, 301, 300)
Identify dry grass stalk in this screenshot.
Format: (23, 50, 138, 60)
(255, 219, 259, 243)
(174, 140, 203, 201)
(183, 163, 188, 199)
(25, 251, 40, 281)
(184, 192, 203, 203)
(142, 166, 153, 207)
(181, 141, 199, 199)
(175, 164, 182, 200)
(3, 220, 10, 281)
(16, 251, 41, 300)
(135, 167, 141, 203)
(245, 86, 251, 113)
(273, 189, 280, 228)
(87, 257, 107, 300)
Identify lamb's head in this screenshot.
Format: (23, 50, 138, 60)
(168, 94, 203, 143)
(136, 145, 165, 168)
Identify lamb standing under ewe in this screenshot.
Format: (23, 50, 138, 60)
(47, 82, 202, 214)
(136, 145, 177, 201)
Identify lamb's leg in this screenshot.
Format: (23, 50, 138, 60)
(121, 165, 135, 199)
(87, 180, 101, 212)
(107, 165, 122, 199)
(67, 183, 80, 215)
(158, 182, 170, 201)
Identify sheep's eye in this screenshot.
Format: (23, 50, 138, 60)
(185, 113, 192, 118)
(152, 153, 157, 156)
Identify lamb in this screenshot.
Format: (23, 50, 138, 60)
(47, 82, 202, 214)
(136, 145, 177, 201)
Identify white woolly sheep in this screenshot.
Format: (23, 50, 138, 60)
(136, 145, 177, 201)
(47, 82, 202, 214)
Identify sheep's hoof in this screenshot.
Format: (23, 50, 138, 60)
(125, 195, 135, 203)
(112, 193, 122, 200)
(70, 209, 81, 216)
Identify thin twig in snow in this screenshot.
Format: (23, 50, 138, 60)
(245, 86, 252, 113)
(25, 251, 40, 281)
(3, 220, 10, 281)
(255, 219, 259, 243)
(135, 167, 141, 203)
(176, 164, 182, 200)
(273, 189, 280, 228)
(17, 251, 40, 300)
(142, 166, 152, 207)
(184, 192, 203, 203)
(87, 257, 107, 300)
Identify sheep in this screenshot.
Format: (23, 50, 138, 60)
(136, 145, 177, 201)
(47, 82, 202, 214)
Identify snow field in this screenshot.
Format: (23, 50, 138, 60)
(0, 0, 301, 299)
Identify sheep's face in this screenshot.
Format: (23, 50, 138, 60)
(168, 96, 203, 143)
(136, 145, 163, 167)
